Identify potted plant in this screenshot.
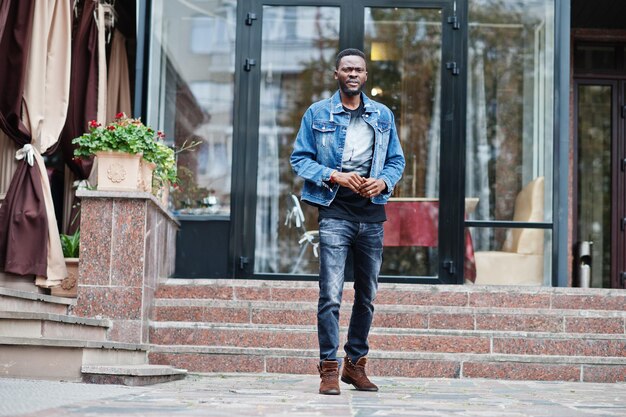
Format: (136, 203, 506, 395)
(72, 112, 163, 191)
(141, 136, 176, 203)
(143, 138, 201, 206)
(51, 230, 80, 298)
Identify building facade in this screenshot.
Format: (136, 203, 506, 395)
(2, 0, 625, 289)
(140, 0, 606, 288)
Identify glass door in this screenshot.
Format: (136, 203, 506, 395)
(363, 7, 446, 279)
(234, 0, 465, 283)
(612, 81, 626, 288)
(252, 4, 341, 276)
(575, 80, 626, 289)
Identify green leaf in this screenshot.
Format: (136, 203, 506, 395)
(60, 231, 80, 258)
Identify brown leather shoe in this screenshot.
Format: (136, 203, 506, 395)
(341, 356, 378, 391)
(318, 360, 340, 395)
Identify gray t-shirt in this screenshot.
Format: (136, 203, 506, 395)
(342, 105, 374, 177)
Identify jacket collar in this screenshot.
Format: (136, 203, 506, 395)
(330, 90, 376, 115)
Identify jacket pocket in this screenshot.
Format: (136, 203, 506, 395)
(376, 121, 391, 133)
(313, 121, 337, 147)
(376, 121, 391, 148)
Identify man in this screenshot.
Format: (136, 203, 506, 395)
(290, 48, 405, 395)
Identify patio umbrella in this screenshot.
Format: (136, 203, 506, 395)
(0, 0, 71, 287)
(60, 0, 98, 180)
(0, 1, 48, 277)
(59, 0, 107, 235)
(21, 0, 72, 288)
(107, 28, 132, 122)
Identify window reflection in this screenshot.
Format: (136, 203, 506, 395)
(467, 0, 554, 254)
(147, 0, 236, 216)
(364, 7, 443, 277)
(470, 227, 552, 286)
(577, 85, 612, 288)
(254, 6, 340, 274)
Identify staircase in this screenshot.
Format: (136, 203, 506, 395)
(0, 287, 186, 385)
(149, 279, 626, 383)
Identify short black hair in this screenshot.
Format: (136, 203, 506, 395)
(335, 48, 366, 69)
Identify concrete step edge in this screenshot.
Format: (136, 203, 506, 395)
(0, 336, 147, 351)
(153, 298, 626, 318)
(81, 364, 187, 376)
(0, 311, 111, 328)
(0, 287, 76, 306)
(148, 345, 626, 365)
(158, 279, 626, 297)
(149, 321, 626, 340)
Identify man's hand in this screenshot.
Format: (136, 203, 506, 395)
(331, 171, 366, 193)
(357, 178, 386, 198)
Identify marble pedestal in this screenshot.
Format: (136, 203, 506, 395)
(70, 190, 178, 344)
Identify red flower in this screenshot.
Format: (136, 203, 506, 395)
(157, 131, 166, 139)
(107, 125, 115, 131)
(115, 112, 126, 119)
(88, 120, 100, 128)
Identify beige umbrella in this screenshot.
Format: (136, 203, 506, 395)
(107, 29, 132, 122)
(21, 0, 71, 288)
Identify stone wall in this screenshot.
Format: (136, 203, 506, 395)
(70, 190, 178, 344)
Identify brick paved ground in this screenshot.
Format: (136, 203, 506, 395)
(1, 374, 625, 417)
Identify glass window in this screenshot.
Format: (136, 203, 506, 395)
(467, 0, 554, 223)
(466, 1, 554, 280)
(253, 6, 340, 274)
(147, 0, 236, 216)
(469, 227, 552, 286)
(577, 84, 612, 288)
(364, 7, 444, 278)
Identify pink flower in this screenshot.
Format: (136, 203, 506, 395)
(157, 131, 166, 139)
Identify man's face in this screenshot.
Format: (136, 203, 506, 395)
(335, 55, 367, 97)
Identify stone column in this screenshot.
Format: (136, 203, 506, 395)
(70, 190, 178, 344)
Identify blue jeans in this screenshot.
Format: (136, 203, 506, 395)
(317, 218, 384, 363)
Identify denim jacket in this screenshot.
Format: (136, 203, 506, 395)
(290, 91, 405, 207)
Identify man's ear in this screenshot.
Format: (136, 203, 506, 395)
(334, 70, 338, 80)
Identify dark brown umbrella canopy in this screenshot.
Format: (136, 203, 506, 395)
(60, 0, 98, 179)
(0, 0, 48, 276)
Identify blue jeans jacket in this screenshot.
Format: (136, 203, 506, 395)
(290, 91, 405, 206)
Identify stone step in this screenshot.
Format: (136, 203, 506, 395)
(156, 279, 626, 312)
(0, 287, 73, 315)
(0, 311, 110, 341)
(148, 345, 626, 383)
(81, 364, 187, 386)
(149, 322, 626, 358)
(153, 299, 626, 335)
(151, 279, 626, 383)
(0, 336, 147, 381)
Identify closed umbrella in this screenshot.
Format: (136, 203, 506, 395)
(0, 0, 72, 287)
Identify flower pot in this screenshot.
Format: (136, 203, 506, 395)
(95, 151, 141, 191)
(51, 258, 79, 298)
(139, 159, 156, 192)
